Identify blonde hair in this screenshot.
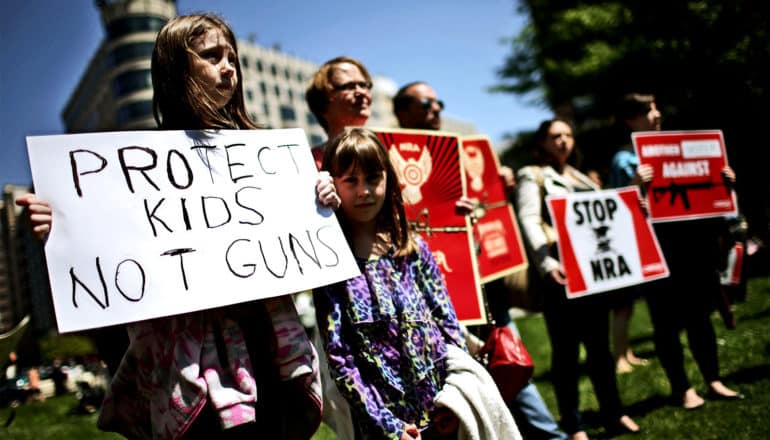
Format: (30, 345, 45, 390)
(322, 128, 417, 256)
(151, 14, 257, 129)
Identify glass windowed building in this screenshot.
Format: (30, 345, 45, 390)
(63, 0, 406, 146)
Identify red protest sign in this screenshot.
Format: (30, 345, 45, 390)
(461, 136, 527, 282)
(546, 187, 669, 299)
(374, 129, 486, 325)
(632, 130, 737, 222)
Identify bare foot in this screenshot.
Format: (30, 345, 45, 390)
(617, 415, 640, 433)
(616, 357, 634, 374)
(682, 387, 705, 409)
(708, 381, 744, 399)
(570, 431, 589, 440)
(626, 350, 648, 366)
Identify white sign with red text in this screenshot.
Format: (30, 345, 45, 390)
(546, 187, 669, 298)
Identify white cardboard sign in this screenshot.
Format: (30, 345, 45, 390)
(26, 129, 359, 333)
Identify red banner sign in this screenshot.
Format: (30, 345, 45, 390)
(632, 130, 737, 222)
(374, 129, 486, 325)
(460, 136, 527, 282)
(546, 187, 669, 299)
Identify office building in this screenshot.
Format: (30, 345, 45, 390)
(63, 0, 473, 142)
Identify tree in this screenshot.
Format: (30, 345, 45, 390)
(496, 0, 770, 235)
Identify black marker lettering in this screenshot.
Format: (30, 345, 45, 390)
(276, 143, 301, 174)
(118, 146, 160, 193)
(225, 143, 253, 183)
(257, 146, 277, 175)
(69, 149, 108, 198)
(225, 239, 256, 278)
(190, 145, 217, 184)
(315, 225, 340, 267)
(202, 196, 232, 228)
(115, 258, 146, 301)
(167, 149, 193, 189)
(161, 248, 195, 290)
(181, 198, 192, 230)
(235, 186, 264, 225)
(143, 198, 173, 237)
(70, 257, 109, 309)
(259, 236, 288, 278)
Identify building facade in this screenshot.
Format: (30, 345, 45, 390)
(63, 0, 472, 141)
(0, 184, 54, 334)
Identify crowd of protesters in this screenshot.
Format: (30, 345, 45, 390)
(10, 11, 754, 440)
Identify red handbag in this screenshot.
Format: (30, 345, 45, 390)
(479, 326, 534, 403)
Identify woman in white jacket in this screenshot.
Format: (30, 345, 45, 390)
(514, 118, 639, 440)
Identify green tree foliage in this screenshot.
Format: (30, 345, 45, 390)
(497, 0, 770, 233)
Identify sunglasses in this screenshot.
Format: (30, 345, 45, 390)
(332, 80, 373, 92)
(416, 97, 445, 111)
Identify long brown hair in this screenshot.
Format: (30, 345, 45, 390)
(151, 14, 257, 130)
(322, 128, 416, 256)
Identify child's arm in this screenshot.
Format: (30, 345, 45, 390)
(314, 287, 411, 440)
(414, 238, 467, 351)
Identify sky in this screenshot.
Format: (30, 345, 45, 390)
(0, 0, 551, 187)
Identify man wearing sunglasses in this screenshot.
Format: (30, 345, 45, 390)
(393, 82, 444, 130)
(393, 81, 516, 194)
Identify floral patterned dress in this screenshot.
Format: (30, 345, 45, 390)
(314, 236, 467, 440)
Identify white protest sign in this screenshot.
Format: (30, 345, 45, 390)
(27, 129, 359, 333)
(546, 187, 669, 298)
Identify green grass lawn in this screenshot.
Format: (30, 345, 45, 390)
(516, 276, 770, 439)
(2, 277, 768, 439)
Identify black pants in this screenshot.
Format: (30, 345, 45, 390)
(542, 278, 622, 434)
(648, 221, 723, 398)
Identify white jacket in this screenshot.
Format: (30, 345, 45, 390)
(515, 165, 598, 276)
(434, 344, 522, 440)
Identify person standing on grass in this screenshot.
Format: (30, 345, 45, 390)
(515, 118, 640, 440)
(614, 93, 744, 409)
(606, 93, 662, 374)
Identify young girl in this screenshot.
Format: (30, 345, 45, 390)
(18, 14, 340, 439)
(315, 128, 515, 440)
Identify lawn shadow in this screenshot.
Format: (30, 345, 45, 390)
(576, 396, 668, 439)
(737, 307, 770, 322)
(629, 334, 654, 346)
(721, 363, 770, 386)
(577, 394, 669, 439)
(623, 393, 671, 417)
